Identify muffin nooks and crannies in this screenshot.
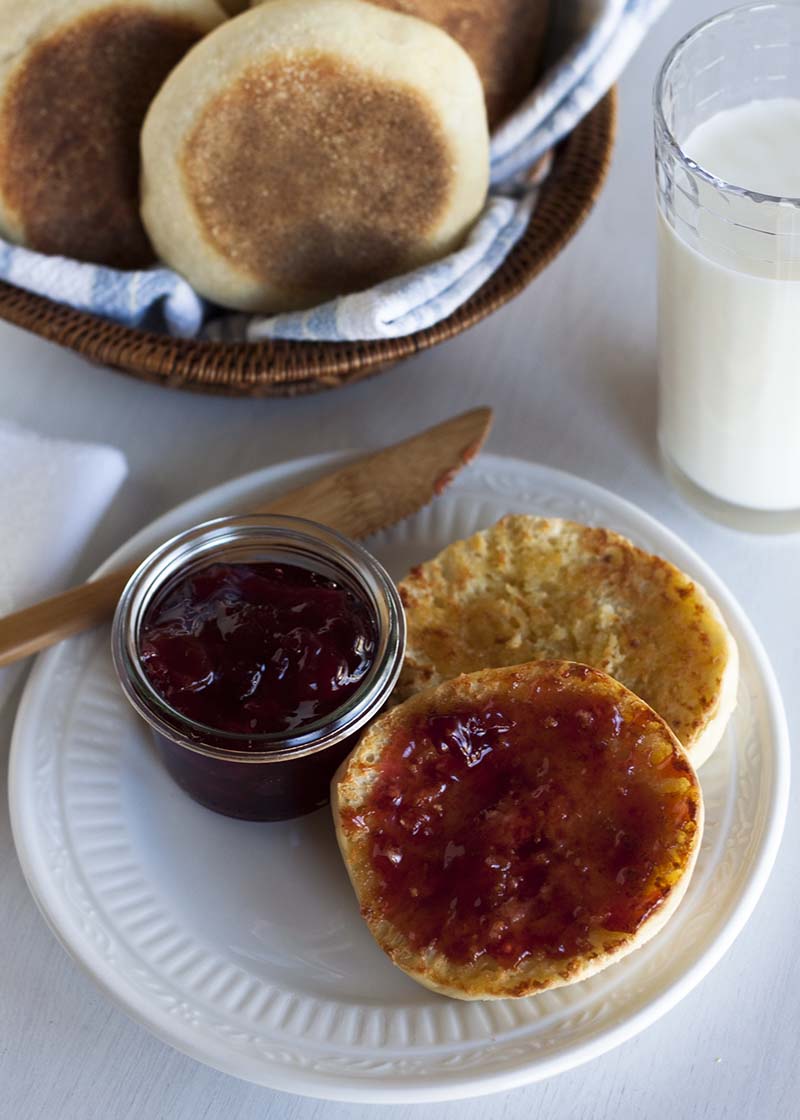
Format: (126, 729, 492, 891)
(140, 0, 490, 313)
(332, 660, 704, 1000)
(395, 515, 738, 767)
(0, 0, 225, 268)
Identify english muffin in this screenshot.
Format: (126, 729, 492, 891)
(252, 0, 551, 126)
(140, 0, 489, 313)
(395, 516, 738, 768)
(0, 0, 225, 268)
(333, 659, 703, 1000)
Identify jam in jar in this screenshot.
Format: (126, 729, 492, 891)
(139, 560, 377, 736)
(112, 515, 405, 821)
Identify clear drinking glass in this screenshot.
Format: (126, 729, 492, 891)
(654, 3, 800, 532)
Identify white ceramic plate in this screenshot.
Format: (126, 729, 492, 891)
(9, 454, 789, 1103)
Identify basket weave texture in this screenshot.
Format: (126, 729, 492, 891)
(0, 90, 616, 398)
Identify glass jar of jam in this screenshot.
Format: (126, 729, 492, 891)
(111, 514, 405, 821)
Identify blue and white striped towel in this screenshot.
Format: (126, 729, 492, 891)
(0, 0, 669, 342)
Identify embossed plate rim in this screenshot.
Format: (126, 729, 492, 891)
(8, 453, 790, 1102)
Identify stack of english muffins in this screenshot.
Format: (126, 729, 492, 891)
(0, 0, 551, 313)
(332, 516, 738, 1000)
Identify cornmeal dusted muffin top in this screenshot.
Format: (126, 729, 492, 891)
(395, 515, 738, 767)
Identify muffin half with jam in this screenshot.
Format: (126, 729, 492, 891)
(332, 659, 702, 999)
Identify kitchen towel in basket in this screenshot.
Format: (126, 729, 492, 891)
(0, 0, 668, 342)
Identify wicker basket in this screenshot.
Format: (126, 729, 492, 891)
(0, 90, 616, 398)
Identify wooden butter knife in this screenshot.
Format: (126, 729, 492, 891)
(0, 407, 492, 667)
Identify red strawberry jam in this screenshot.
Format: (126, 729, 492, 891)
(344, 669, 698, 967)
(139, 561, 376, 738)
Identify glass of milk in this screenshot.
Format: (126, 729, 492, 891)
(655, 3, 800, 531)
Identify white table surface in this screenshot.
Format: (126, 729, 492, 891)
(1, 2, 798, 1116)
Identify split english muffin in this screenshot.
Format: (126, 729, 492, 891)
(332, 660, 703, 1000)
(140, 0, 490, 313)
(395, 515, 738, 767)
(0, 0, 225, 268)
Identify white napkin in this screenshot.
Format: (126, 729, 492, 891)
(0, 421, 128, 709)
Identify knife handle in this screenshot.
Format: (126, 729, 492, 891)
(0, 483, 355, 667)
(0, 479, 369, 667)
(0, 486, 337, 666)
(0, 408, 491, 669)
(0, 567, 135, 667)
(0, 490, 324, 666)
(0, 478, 382, 667)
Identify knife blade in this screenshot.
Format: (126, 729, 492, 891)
(0, 407, 492, 667)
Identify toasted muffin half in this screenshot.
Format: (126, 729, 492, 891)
(333, 660, 703, 1000)
(395, 516, 738, 768)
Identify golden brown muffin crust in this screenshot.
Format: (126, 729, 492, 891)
(0, 7, 203, 268)
(181, 51, 453, 302)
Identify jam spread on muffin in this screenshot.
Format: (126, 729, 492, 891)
(343, 671, 697, 967)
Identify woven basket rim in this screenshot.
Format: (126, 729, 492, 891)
(0, 90, 616, 397)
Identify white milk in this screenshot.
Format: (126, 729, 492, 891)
(658, 98, 800, 511)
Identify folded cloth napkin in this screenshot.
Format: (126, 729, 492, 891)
(0, 0, 668, 343)
(0, 421, 127, 710)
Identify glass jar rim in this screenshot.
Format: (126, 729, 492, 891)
(654, 2, 800, 209)
(111, 513, 406, 763)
